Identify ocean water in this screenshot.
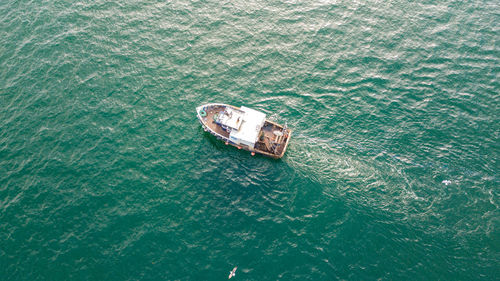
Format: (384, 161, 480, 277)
(1, 0, 499, 280)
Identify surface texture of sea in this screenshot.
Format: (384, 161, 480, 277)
(1, 0, 499, 280)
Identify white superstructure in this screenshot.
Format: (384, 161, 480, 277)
(217, 106, 245, 131)
(228, 106, 266, 148)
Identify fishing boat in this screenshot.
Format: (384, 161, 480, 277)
(196, 103, 291, 159)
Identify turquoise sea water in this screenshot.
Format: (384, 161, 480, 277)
(1, 0, 499, 280)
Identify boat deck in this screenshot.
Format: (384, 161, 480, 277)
(203, 105, 230, 138)
(254, 121, 289, 156)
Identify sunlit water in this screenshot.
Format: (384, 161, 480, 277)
(1, 0, 498, 280)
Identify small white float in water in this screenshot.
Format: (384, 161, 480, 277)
(228, 266, 237, 279)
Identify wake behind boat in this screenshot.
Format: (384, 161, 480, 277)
(196, 103, 291, 159)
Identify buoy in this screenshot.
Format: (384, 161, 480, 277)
(251, 152, 255, 156)
(225, 142, 228, 145)
(238, 146, 241, 149)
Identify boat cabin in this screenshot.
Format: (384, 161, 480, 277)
(215, 106, 266, 149)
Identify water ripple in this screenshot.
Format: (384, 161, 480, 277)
(1, 0, 498, 280)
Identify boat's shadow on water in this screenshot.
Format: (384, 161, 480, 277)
(196, 126, 297, 196)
